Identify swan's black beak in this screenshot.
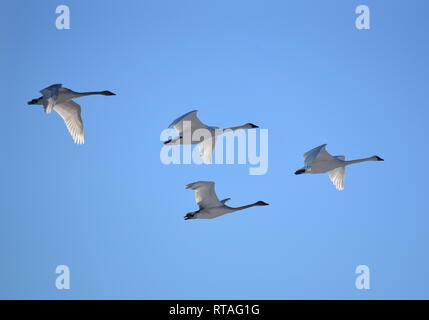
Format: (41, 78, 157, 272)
(375, 156, 384, 161)
(104, 91, 116, 96)
(164, 139, 172, 145)
(295, 169, 306, 175)
(249, 123, 259, 128)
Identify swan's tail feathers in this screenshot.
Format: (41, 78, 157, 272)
(294, 168, 306, 175)
(44, 105, 54, 114)
(43, 98, 56, 114)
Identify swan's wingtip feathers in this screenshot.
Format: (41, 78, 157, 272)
(73, 133, 85, 144)
(168, 110, 199, 128)
(186, 109, 198, 115)
(40, 83, 62, 94)
(319, 143, 328, 151)
(72, 134, 84, 144)
(221, 198, 231, 204)
(319, 143, 328, 150)
(186, 181, 214, 189)
(332, 178, 344, 191)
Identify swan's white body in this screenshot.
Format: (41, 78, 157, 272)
(28, 84, 115, 144)
(40, 84, 83, 114)
(184, 181, 268, 220)
(295, 144, 384, 190)
(165, 110, 258, 164)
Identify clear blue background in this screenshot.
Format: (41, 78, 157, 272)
(1, 0, 428, 299)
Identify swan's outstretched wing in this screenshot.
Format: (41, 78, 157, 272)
(40, 84, 62, 96)
(169, 110, 207, 134)
(186, 181, 223, 209)
(328, 167, 345, 191)
(304, 144, 333, 167)
(54, 100, 84, 144)
(58, 87, 73, 94)
(221, 198, 231, 204)
(40, 84, 62, 114)
(198, 136, 216, 164)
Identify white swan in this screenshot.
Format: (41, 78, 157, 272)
(164, 110, 259, 163)
(28, 84, 115, 144)
(294, 144, 384, 190)
(184, 181, 269, 220)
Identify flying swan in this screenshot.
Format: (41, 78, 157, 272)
(28, 84, 116, 144)
(294, 144, 384, 190)
(184, 181, 269, 220)
(164, 110, 259, 164)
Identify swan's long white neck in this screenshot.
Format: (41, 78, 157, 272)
(344, 156, 377, 166)
(226, 202, 261, 213)
(71, 91, 106, 98)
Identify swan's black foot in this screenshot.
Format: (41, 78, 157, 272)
(184, 213, 195, 220)
(294, 169, 306, 175)
(27, 99, 39, 105)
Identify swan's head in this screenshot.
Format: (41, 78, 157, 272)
(255, 201, 269, 206)
(184, 212, 197, 220)
(101, 90, 116, 96)
(27, 97, 42, 105)
(244, 123, 259, 129)
(373, 155, 384, 161)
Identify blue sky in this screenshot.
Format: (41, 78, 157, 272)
(1, 0, 428, 299)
